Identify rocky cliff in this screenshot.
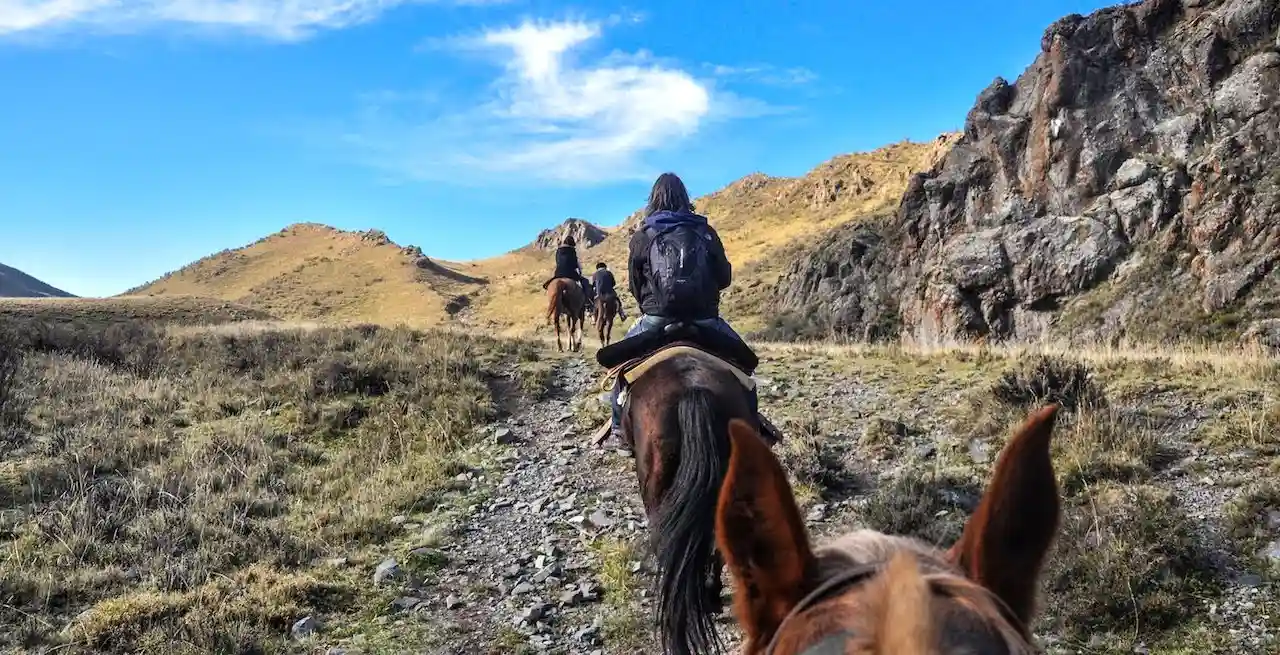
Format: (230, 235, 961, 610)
(775, 0, 1280, 345)
(531, 219, 607, 251)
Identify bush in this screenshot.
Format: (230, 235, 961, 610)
(992, 355, 1105, 411)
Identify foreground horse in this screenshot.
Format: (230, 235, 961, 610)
(620, 347, 763, 655)
(714, 405, 1063, 654)
(545, 277, 585, 352)
(595, 295, 620, 346)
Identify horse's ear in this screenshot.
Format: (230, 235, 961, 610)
(947, 404, 1062, 629)
(716, 418, 817, 649)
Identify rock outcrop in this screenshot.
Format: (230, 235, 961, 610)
(531, 219, 607, 251)
(776, 0, 1280, 344)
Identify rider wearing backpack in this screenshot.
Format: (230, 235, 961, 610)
(605, 172, 752, 440)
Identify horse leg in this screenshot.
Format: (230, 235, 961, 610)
(555, 315, 564, 352)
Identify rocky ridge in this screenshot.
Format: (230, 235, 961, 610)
(532, 220, 609, 251)
(776, 0, 1280, 345)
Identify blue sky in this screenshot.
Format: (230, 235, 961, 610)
(0, 0, 1116, 297)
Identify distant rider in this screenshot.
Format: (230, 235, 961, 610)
(542, 235, 595, 312)
(591, 262, 626, 320)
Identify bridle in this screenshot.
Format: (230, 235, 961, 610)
(763, 562, 881, 655)
(761, 557, 1027, 655)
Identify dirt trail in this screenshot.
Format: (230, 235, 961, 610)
(410, 355, 675, 654)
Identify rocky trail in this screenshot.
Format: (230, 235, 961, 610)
(372, 355, 686, 654)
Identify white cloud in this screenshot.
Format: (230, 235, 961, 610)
(0, 0, 495, 40)
(346, 18, 722, 185)
(709, 63, 817, 86)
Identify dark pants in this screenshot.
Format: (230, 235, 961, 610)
(610, 315, 759, 431)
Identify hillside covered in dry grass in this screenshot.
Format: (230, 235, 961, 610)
(130, 224, 487, 327)
(128, 138, 955, 335)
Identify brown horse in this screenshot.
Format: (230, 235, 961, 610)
(713, 404, 1063, 655)
(621, 350, 761, 655)
(545, 277, 585, 352)
(595, 294, 620, 346)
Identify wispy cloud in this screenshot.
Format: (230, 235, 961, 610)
(341, 17, 747, 186)
(708, 63, 818, 87)
(0, 0, 498, 40)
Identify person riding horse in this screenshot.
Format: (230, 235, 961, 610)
(591, 262, 626, 320)
(600, 171, 773, 443)
(542, 235, 595, 313)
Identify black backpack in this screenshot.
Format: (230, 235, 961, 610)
(647, 223, 716, 317)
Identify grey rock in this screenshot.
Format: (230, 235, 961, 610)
(772, 0, 1280, 344)
(494, 426, 518, 445)
(511, 582, 535, 596)
(444, 594, 464, 609)
(1112, 158, 1153, 189)
(291, 616, 319, 640)
(515, 602, 553, 626)
(588, 510, 615, 529)
(373, 558, 401, 586)
(390, 596, 422, 612)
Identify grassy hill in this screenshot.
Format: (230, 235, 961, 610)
(130, 223, 487, 327)
(0, 262, 74, 298)
(129, 137, 957, 335)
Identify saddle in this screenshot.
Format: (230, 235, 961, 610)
(591, 320, 780, 447)
(596, 319, 759, 374)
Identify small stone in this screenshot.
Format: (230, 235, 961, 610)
(373, 558, 401, 586)
(325, 557, 349, 568)
(535, 554, 548, 569)
(390, 515, 408, 525)
(1266, 509, 1280, 531)
(560, 588, 586, 606)
(806, 504, 828, 522)
(1262, 539, 1280, 563)
(588, 510, 615, 529)
(445, 594, 464, 609)
(569, 515, 586, 525)
(968, 439, 990, 464)
(291, 616, 318, 640)
(512, 582, 535, 595)
(516, 602, 552, 626)
(532, 564, 564, 583)
(504, 564, 522, 578)
(325, 649, 347, 655)
(494, 427, 518, 445)
(390, 596, 422, 612)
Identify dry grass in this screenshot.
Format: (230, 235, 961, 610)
(0, 296, 273, 326)
(0, 316, 548, 653)
(129, 223, 484, 327)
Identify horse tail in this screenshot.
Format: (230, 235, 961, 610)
(655, 386, 732, 655)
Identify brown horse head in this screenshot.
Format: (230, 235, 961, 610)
(715, 405, 1062, 655)
(545, 278, 586, 351)
(624, 350, 758, 655)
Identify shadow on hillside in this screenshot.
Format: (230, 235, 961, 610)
(417, 257, 489, 285)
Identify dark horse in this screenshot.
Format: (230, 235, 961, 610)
(621, 347, 758, 655)
(545, 277, 585, 352)
(595, 295, 620, 346)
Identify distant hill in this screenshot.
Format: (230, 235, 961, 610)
(132, 138, 955, 333)
(128, 223, 487, 326)
(0, 262, 74, 298)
